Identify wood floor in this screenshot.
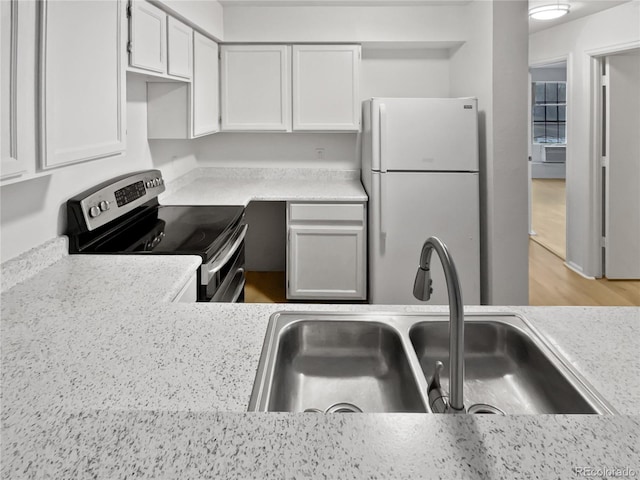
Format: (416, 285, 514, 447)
(529, 239, 640, 306)
(245, 271, 286, 303)
(531, 178, 566, 259)
(528, 178, 639, 305)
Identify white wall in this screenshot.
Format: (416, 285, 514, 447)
(222, 4, 468, 43)
(530, 0, 640, 277)
(450, 0, 529, 305)
(195, 133, 359, 169)
(154, 0, 224, 40)
(360, 48, 451, 99)
(1, 75, 155, 262)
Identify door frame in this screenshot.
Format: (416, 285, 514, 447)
(528, 54, 570, 251)
(587, 40, 640, 278)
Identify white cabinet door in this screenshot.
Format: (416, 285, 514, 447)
(129, 0, 166, 74)
(287, 202, 366, 300)
(173, 273, 197, 302)
(292, 45, 360, 131)
(220, 45, 291, 131)
(192, 32, 219, 137)
(167, 16, 192, 79)
(288, 225, 366, 300)
(40, 0, 125, 169)
(147, 32, 219, 139)
(0, 0, 25, 180)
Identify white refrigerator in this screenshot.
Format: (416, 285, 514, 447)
(361, 97, 481, 305)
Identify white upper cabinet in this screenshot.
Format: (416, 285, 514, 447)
(128, 0, 166, 74)
(147, 31, 219, 139)
(221, 45, 291, 132)
(292, 45, 361, 131)
(192, 32, 219, 137)
(220, 44, 361, 132)
(167, 16, 192, 80)
(40, 0, 125, 170)
(0, 0, 25, 180)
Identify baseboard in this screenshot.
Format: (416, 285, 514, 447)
(564, 260, 596, 280)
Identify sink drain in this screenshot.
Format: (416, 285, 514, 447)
(304, 402, 363, 414)
(468, 403, 506, 415)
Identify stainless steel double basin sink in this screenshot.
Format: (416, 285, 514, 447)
(248, 312, 615, 415)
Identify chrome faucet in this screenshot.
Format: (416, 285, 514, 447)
(413, 236, 465, 414)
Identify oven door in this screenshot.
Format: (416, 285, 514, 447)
(200, 223, 247, 302)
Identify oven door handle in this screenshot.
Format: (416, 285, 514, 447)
(202, 223, 248, 285)
(210, 267, 246, 302)
(228, 268, 246, 303)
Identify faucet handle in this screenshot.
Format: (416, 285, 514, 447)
(427, 361, 448, 413)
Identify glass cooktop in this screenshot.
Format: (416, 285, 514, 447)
(83, 205, 244, 262)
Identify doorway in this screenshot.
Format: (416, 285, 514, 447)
(529, 62, 567, 260)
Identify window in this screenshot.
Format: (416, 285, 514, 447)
(533, 81, 566, 144)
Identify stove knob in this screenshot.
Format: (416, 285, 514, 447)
(99, 200, 110, 212)
(153, 178, 160, 187)
(89, 206, 101, 218)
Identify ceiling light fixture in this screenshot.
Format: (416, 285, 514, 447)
(529, 2, 570, 20)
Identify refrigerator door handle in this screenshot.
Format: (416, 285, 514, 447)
(379, 103, 387, 173)
(379, 172, 387, 240)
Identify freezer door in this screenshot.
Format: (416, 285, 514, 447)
(368, 171, 480, 305)
(370, 98, 479, 173)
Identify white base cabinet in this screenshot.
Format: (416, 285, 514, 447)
(173, 273, 197, 302)
(287, 202, 366, 300)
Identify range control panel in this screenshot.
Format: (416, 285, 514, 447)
(67, 170, 165, 232)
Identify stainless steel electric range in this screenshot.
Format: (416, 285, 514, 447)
(66, 170, 247, 302)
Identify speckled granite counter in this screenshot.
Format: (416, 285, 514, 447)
(160, 167, 368, 206)
(2, 241, 639, 479)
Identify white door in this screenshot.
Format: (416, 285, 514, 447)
(604, 52, 640, 279)
(370, 98, 479, 172)
(192, 32, 219, 137)
(292, 45, 360, 131)
(40, 0, 126, 169)
(220, 45, 291, 131)
(166, 16, 192, 79)
(368, 171, 480, 305)
(129, 0, 166, 74)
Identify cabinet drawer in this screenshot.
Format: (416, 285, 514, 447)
(289, 203, 364, 223)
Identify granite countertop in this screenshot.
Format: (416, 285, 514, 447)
(160, 167, 368, 206)
(1, 238, 639, 479)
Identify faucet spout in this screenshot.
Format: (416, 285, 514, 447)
(413, 236, 465, 413)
